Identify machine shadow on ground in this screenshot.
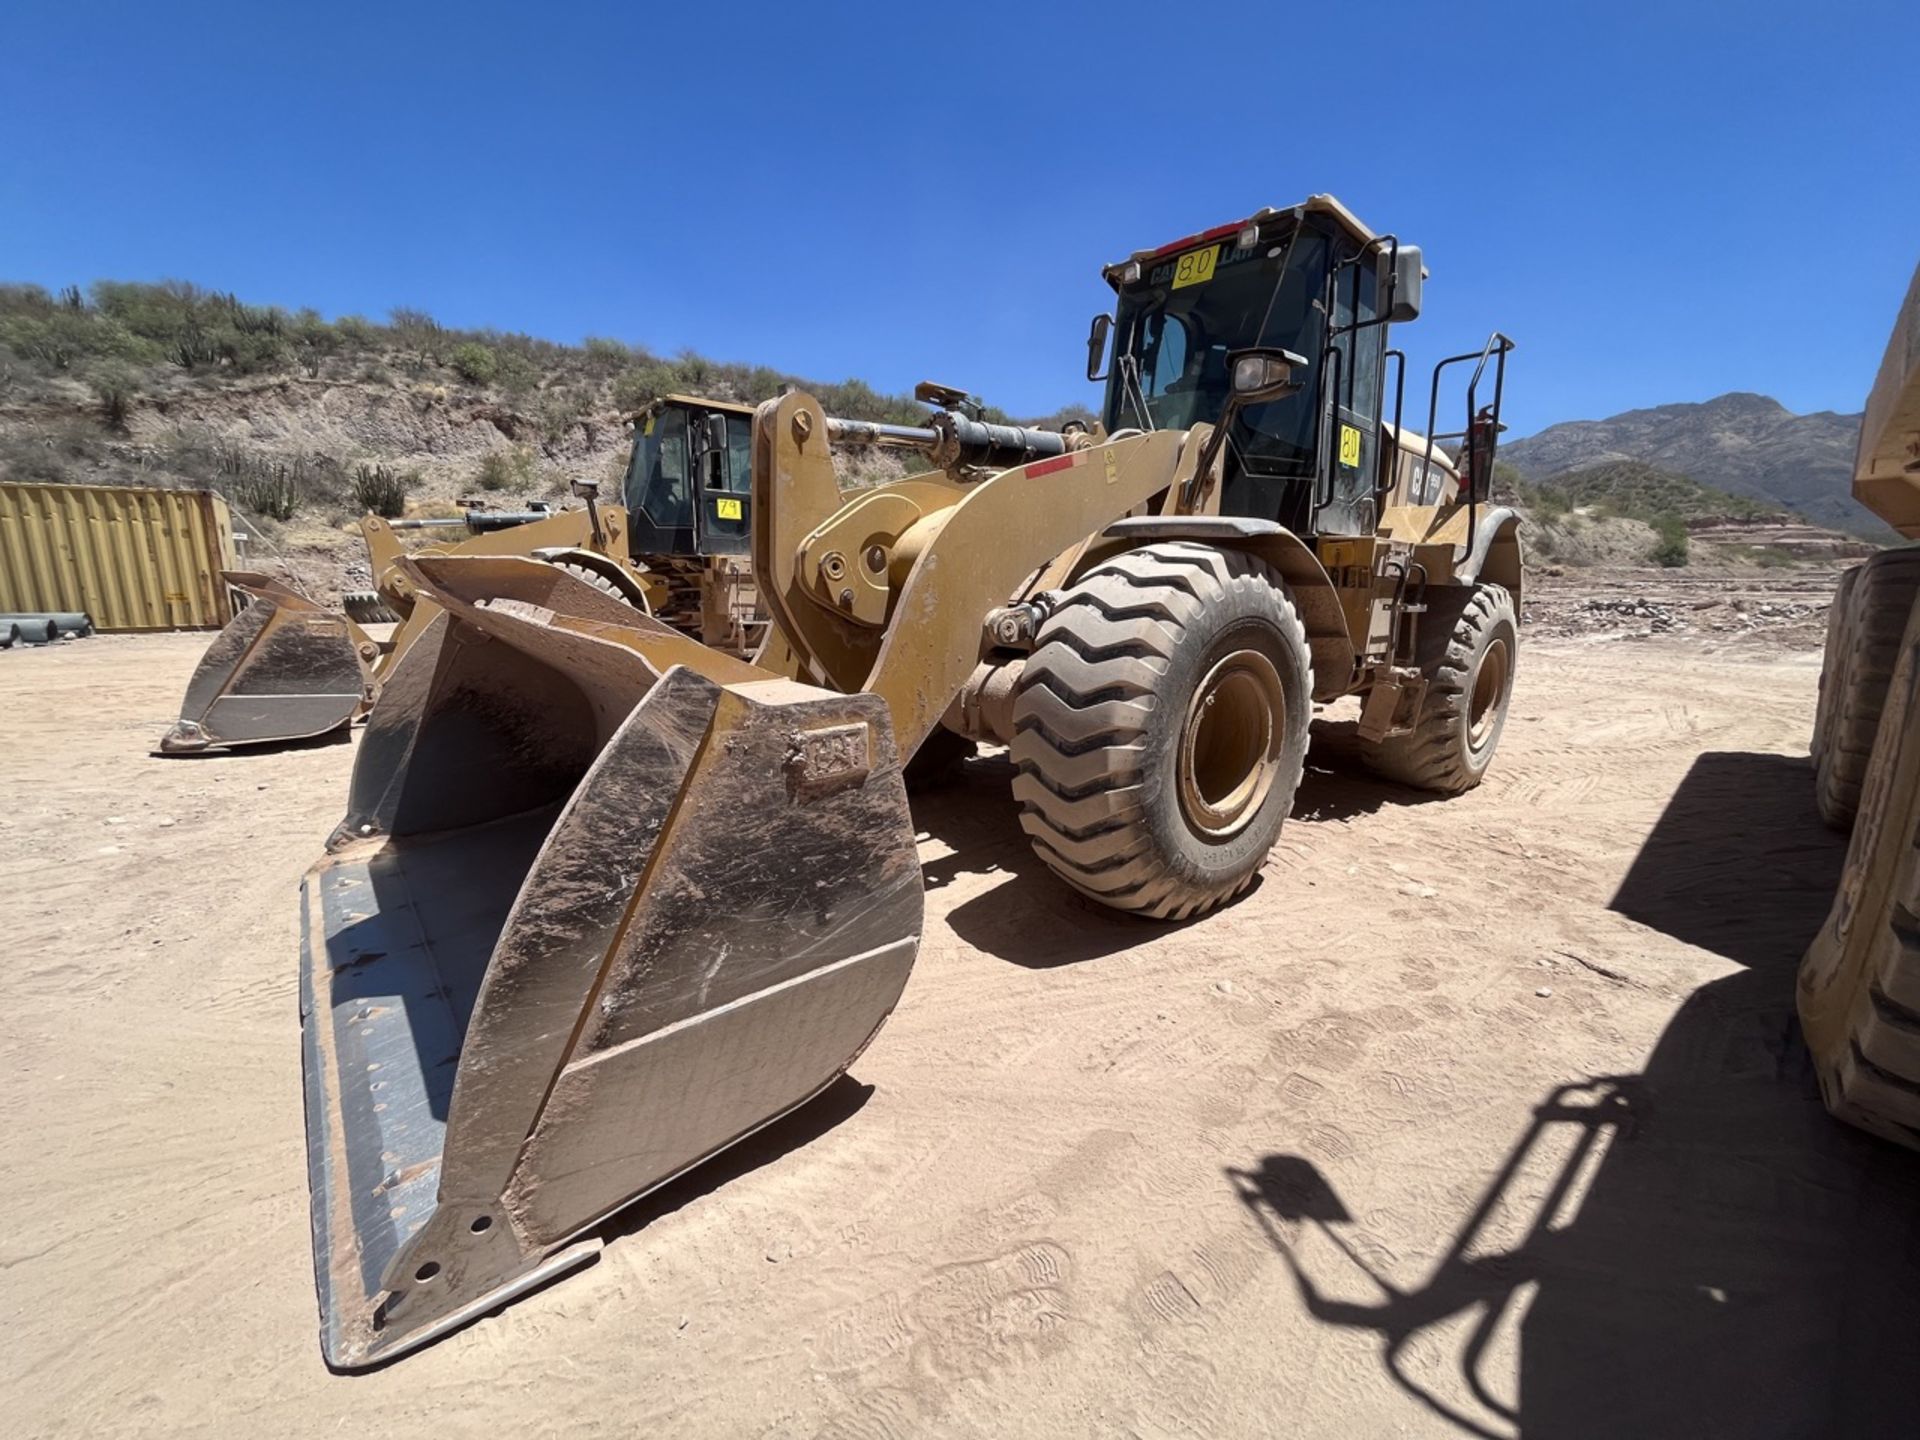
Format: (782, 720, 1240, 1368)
(600, 1077, 874, 1244)
(917, 737, 1436, 968)
(1231, 750, 1920, 1439)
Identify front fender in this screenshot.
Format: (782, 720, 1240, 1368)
(1097, 516, 1357, 699)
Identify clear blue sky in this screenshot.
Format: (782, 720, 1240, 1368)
(2, 1, 1914, 437)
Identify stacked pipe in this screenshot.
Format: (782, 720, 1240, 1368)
(0, 612, 97, 646)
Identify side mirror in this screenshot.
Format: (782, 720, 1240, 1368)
(1228, 348, 1308, 404)
(1086, 313, 1112, 382)
(1387, 245, 1423, 324)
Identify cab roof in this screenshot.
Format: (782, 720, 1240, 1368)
(1103, 194, 1383, 287)
(624, 393, 759, 424)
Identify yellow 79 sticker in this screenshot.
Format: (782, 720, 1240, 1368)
(1171, 245, 1219, 290)
(715, 497, 743, 520)
(1338, 424, 1362, 468)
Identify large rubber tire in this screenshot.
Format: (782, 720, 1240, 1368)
(1010, 542, 1312, 921)
(1358, 583, 1517, 794)
(1811, 563, 1861, 773)
(1800, 595, 1920, 1151)
(550, 560, 650, 613)
(1813, 551, 1920, 831)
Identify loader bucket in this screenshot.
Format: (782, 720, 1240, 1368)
(300, 558, 923, 1368)
(158, 573, 374, 754)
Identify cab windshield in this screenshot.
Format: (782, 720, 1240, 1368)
(1104, 229, 1329, 478)
(623, 405, 692, 528)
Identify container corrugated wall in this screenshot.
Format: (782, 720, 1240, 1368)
(0, 482, 238, 631)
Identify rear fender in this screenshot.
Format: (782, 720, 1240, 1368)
(1456, 506, 1523, 605)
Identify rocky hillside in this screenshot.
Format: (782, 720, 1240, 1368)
(0, 280, 1047, 597)
(1501, 392, 1880, 538)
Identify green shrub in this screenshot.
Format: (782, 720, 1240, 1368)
(389, 307, 440, 345)
(450, 341, 498, 385)
(349, 461, 413, 517)
(476, 445, 537, 492)
(582, 337, 629, 374)
(1649, 515, 1690, 567)
(494, 350, 539, 396)
(89, 365, 137, 431)
(611, 362, 681, 413)
(0, 429, 73, 482)
(232, 468, 300, 521)
(537, 388, 591, 445)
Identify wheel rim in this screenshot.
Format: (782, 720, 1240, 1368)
(1179, 648, 1286, 838)
(1468, 637, 1511, 750)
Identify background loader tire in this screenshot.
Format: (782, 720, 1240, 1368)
(550, 560, 649, 612)
(1799, 595, 1920, 1151)
(1011, 542, 1312, 921)
(1358, 583, 1516, 794)
(1813, 550, 1920, 831)
(342, 590, 401, 625)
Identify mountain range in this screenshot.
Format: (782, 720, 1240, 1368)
(1500, 392, 1880, 538)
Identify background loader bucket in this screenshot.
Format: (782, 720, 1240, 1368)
(159, 574, 373, 754)
(300, 564, 923, 1368)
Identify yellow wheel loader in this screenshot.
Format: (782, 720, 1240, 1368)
(297, 194, 1522, 1367)
(156, 394, 766, 754)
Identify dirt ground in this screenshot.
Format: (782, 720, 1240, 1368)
(4, 603, 1920, 1438)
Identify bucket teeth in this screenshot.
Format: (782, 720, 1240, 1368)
(301, 554, 923, 1368)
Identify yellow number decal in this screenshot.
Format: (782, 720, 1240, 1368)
(1171, 245, 1219, 290)
(1338, 424, 1362, 468)
(715, 497, 743, 521)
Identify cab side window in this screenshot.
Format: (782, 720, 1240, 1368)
(726, 414, 753, 495)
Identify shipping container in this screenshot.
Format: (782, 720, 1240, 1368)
(0, 482, 238, 631)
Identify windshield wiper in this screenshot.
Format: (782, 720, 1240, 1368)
(1252, 226, 1304, 350)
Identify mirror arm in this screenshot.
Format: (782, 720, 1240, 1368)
(1182, 401, 1242, 511)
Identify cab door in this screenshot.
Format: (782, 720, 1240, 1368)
(693, 409, 752, 557)
(1321, 259, 1388, 536)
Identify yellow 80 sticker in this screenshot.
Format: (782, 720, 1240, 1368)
(1171, 245, 1219, 290)
(715, 497, 743, 520)
(1338, 424, 1362, 468)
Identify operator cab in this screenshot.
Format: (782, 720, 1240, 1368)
(1089, 195, 1502, 541)
(621, 395, 758, 557)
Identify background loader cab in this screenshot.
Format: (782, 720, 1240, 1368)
(623, 393, 756, 558)
(620, 393, 765, 652)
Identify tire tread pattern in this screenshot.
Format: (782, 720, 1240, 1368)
(1814, 552, 1920, 830)
(1010, 542, 1309, 921)
(1357, 584, 1515, 794)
